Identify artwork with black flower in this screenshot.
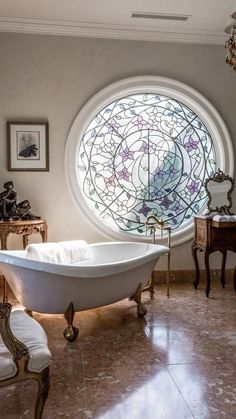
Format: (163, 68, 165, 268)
(18, 133, 39, 158)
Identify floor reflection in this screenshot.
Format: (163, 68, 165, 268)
(0, 282, 236, 418)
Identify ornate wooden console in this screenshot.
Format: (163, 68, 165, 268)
(0, 219, 47, 302)
(192, 215, 236, 297)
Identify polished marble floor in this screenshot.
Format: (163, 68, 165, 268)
(1, 281, 236, 419)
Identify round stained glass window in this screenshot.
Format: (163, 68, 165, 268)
(65, 77, 233, 245)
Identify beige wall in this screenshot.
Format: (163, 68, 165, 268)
(0, 32, 236, 269)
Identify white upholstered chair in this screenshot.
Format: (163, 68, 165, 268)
(0, 303, 52, 418)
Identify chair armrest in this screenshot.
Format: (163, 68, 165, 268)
(0, 303, 29, 362)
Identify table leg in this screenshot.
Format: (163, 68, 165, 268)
(234, 266, 236, 292)
(1, 233, 8, 302)
(192, 242, 200, 289)
(40, 226, 48, 243)
(23, 234, 29, 249)
(204, 250, 211, 298)
(220, 251, 227, 288)
(0, 233, 8, 251)
(3, 277, 8, 303)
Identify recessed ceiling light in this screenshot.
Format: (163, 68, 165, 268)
(131, 11, 191, 21)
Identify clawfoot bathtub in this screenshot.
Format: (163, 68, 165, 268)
(0, 242, 169, 341)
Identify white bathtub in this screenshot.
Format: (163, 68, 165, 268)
(0, 242, 169, 340)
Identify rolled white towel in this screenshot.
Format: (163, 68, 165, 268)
(26, 243, 66, 264)
(213, 214, 236, 222)
(58, 240, 91, 263)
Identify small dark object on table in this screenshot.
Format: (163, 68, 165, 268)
(0, 181, 40, 221)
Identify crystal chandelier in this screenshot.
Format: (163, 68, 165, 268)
(225, 27, 236, 69)
(225, 9, 236, 69)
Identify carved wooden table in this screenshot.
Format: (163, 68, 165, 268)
(0, 219, 47, 302)
(192, 215, 236, 297)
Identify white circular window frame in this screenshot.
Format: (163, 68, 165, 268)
(65, 76, 234, 246)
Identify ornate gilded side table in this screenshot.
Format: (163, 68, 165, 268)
(0, 219, 47, 302)
(192, 215, 236, 297)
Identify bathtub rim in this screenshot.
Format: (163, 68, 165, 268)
(0, 241, 169, 278)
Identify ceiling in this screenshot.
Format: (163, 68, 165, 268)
(0, 0, 235, 44)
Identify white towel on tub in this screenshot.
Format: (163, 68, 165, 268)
(58, 240, 91, 263)
(26, 242, 66, 264)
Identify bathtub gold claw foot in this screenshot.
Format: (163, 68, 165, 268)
(63, 302, 79, 342)
(137, 302, 147, 317)
(142, 272, 155, 299)
(63, 325, 79, 342)
(130, 283, 147, 317)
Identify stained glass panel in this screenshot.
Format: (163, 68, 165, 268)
(76, 93, 216, 236)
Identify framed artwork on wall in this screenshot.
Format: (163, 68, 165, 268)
(7, 121, 49, 171)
